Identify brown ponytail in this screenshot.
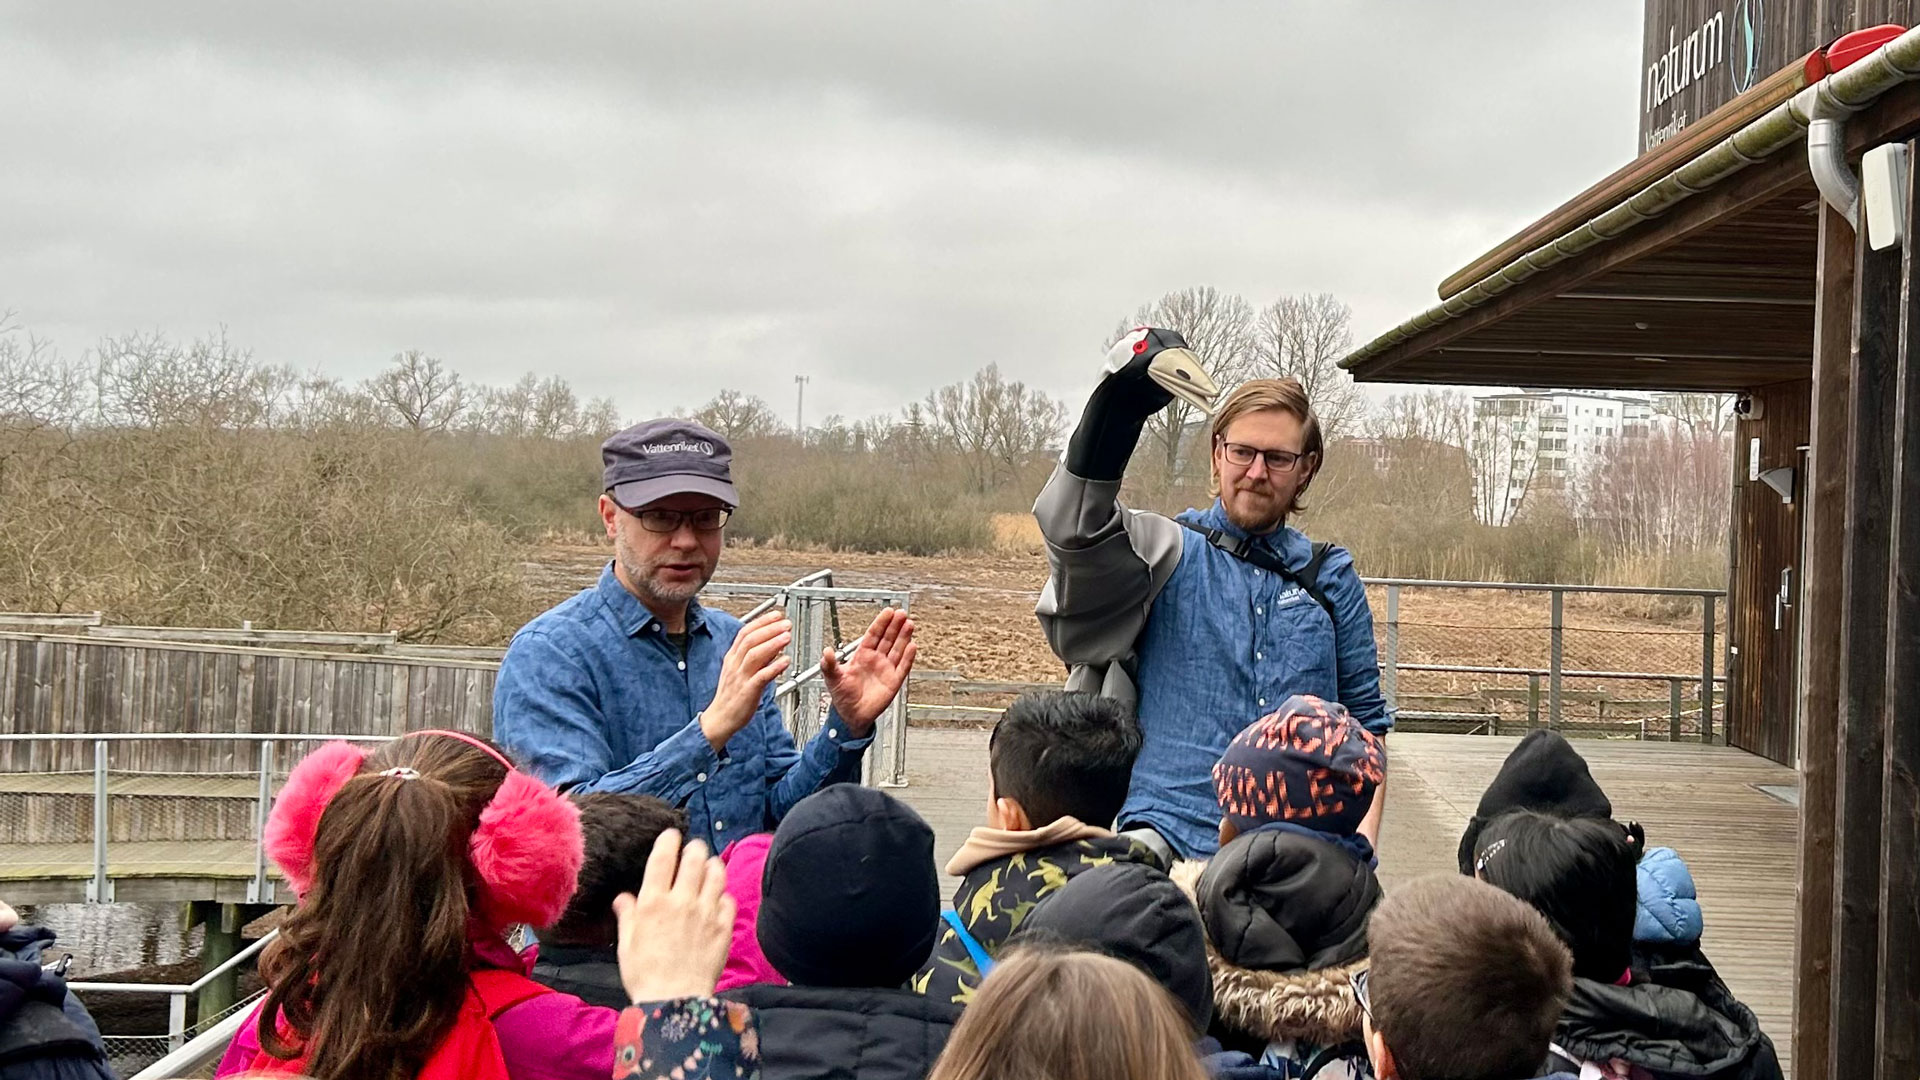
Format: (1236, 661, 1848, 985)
(257, 735, 509, 1080)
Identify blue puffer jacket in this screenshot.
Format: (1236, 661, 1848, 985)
(1635, 846, 1704, 945)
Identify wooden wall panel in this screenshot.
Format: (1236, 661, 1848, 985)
(1727, 379, 1811, 763)
(0, 636, 498, 774)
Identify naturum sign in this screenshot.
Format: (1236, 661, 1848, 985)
(1640, 0, 1767, 152)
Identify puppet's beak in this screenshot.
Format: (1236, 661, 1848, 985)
(1147, 347, 1220, 413)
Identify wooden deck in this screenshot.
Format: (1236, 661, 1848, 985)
(893, 729, 1799, 1072)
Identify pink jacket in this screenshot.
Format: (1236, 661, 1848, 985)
(716, 832, 786, 992)
(216, 935, 615, 1080)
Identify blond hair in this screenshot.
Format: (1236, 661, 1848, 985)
(927, 946, 1208, 1080)
(1207, 378, 1324, 512)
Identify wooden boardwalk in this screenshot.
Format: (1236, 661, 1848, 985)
(893, 729, 1799, 1072)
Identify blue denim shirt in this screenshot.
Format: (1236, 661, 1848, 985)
(493, 565, 871, 853)
(1126, 501, 1389, 860)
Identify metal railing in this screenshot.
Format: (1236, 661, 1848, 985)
(68, 930, 278, 1052)
(705, 576, 913, 787)
(1370, 579, 1726, 742)
(126, 998, 261, 1080)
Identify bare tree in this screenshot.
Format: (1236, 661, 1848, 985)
(1652, 392, 1734, 438)
(1469, 400, 1541, 527)
(1366, 389, 1474, 448)
(579, 396, 623, 438)
(528, 376, 581, 439)
(695, 389, 784, 441)
(1113, 286, 1256, 482)
(93, 328, 283, 429)
(366, 350, 467, 432)
(1250, 293, 1363, 438)
(923, 363, 1069, 492)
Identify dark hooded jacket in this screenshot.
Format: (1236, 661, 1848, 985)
(721, 784, 958, 1080)
(1175, 827, 1378, 1075)
(0, 926, 114, 1080)
(528, 943, 625, 1010)
(1545, 943, 1782, 1080)
(1007, 860, 1214, 1036)
(913, 832, 1164, 1005)
(1456, 729, 1614, 875)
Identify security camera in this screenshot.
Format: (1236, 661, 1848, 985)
(1733, 395, 1762, 421)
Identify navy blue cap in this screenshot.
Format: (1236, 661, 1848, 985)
(601, 418, 739, 510)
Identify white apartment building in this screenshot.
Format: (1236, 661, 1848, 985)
(1471, 390, 1653, 525)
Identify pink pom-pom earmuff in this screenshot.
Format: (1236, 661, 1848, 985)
(468, 768, 585, 929)
(263, 741, 371, 896)
(263, 733, 583, 929)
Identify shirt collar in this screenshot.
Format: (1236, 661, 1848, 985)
(1195, 501, 1303, 560)
(596, 562, 713, 638)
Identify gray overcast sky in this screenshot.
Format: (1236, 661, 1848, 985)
(2, 2, 1643, 423)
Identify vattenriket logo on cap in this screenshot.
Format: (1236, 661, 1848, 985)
(638, 440, 715, 456)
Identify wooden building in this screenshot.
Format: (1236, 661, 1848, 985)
(1340, 3, 1920, 1075)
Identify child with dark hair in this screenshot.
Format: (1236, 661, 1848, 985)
(1361, 874, 1576, 1080)
(1472, 812, 1638, 984)
(1455, 730, 1701, 950)
(532, 794, 688, 1008)
(1174, 696, 1385, 1080)
(1474, 810, 1782, 1080)
(914, 691, 1159, 1005)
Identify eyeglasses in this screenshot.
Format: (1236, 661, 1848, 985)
(1220, 441, 1310, 473)
(624, 506, 731, 534)
(1350, 968, 1373, 1027)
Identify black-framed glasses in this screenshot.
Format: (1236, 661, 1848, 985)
(625, 506, 731, 534)
(1220, 440, 1310, 473)
(1350, 968, 1373, 1027)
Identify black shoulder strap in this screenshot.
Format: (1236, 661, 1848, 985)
(1177, 520, 1337, 622)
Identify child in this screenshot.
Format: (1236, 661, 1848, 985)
(722, 784, 959, 1080)
(1454, 729, 1701, 949)
(532, 793, 687, 1008)
(219, 731, 609, 1080)
(1176, 696, 1383, 1078)
(914, 690, 1156, 1005)
(1360, 874, 1576, 1080)
(1473, 811, 1783, 1080)
(925, 945, 1210, 1080)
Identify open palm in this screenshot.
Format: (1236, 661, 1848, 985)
(822, 608, 918, 733)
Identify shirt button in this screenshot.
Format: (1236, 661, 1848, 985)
(1255, 607, 1264, 616)
(828, 728, 839, 740)
(1256, 652, 1264, 661)
(1258, 698, 1267, 707)
(696, 772, 707, 782)
(715, 820, 726, 831)
(677, 661, 687, 671)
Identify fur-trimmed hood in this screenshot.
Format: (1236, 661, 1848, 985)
(1172, 860, 1367, 1047)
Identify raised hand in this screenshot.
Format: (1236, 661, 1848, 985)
(701, 611, 792, 751)
(612, 829, 736, 1004)
(821, 607, 917, 735)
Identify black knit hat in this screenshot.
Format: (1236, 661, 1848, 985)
(756, 784, 939, 989)
(1213, 696, 1385, 837)
(1455, 729, 1613, 874)
(1010, 861, 1214, 1035)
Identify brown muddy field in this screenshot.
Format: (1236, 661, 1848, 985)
(526, 518, 1718, 686)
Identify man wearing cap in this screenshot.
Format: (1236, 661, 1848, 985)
(493, 418, 917, 853)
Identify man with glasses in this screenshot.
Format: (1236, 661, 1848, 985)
(1035, 328, 1390, 862)
(494, 418, 916, 852)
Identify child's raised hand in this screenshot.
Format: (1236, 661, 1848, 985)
(612, 829, 737, 1004)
